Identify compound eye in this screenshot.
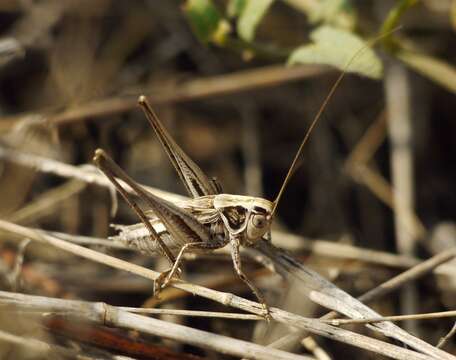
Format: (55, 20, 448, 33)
(252, 214, 267, 228)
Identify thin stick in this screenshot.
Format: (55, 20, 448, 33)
(385, 61, 418, 333)
(0, 221, 442, 360)
(39, 229, 129, 249)
(0, 64, 328, 131)
(267, 247, 456, 352)
(0, 148, 454, 358)
(0, 292, 312, 360)
(0, 328, 99, 360)
(118, 307, 262, 320)
(0, 146, 186, 203)
(438, 323, 456, 349)
(325, 310, 456, 326)
(6, 179, 86, 225)
(3, 147, 445, 271)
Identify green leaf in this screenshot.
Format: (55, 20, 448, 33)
(227, 0, 247, 18)
(397, 49, 456, 94)
(309, 0, 356, 29)
(288, 26, 383, 79)
(237, 0, 275, 42)
(184, 0, 225, 43)
(379, 0, 418, 50)
(282, 0, 356, 30)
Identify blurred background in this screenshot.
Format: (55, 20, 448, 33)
(0, 0, 455, 358)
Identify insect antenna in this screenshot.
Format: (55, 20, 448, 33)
(271, 28, 401, 216)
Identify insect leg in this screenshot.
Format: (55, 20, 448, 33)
(230, 234, 271, 319)
(93, 149, 176, 265)
(138, 96, 220, 198)
(155, 240, 226, 295)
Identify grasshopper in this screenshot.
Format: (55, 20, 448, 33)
(93, 37, 385, 317)
(93, 97, 277, 316)
(94, 94, 322, 318)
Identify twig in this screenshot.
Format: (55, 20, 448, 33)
(6, 179, 86, 225)
(119, 307, 262, 320)
(351, 165, 427, 239)
(44, 315, 204, 360)
(0, 149, 454, 357)
(2, 147, 453, 274)
(325, 310, 456, 325)
(0, 64, 328, 130)
(0, 221, 444, 360)
(0, 291, 311, 360)
(255, 241, 454, 359)
(354, 248, 456, 304)
(301, 337, 331, 360)
(438, 322, 456, 349)
(0, 328, 98, 360)
(38, 229, 129, 249)
(344, 109, 387, 169)
(266, 247, 456, 352)
(0, 37, 24, 67)
(8, 238, 31, 291)
(385, 60, 419, 333)
(0, 146, 185, 203)
(344, 110, 427, 240)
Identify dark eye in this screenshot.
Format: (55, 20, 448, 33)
(252, 214, 267, 228)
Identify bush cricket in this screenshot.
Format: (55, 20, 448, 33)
(93, 37, 388, 318)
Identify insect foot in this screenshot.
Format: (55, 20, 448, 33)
(261, 303, 272, 322)
(153, 267, 182, 298)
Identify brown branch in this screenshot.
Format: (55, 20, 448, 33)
(0, 64, 328, 130)
(0, 222, 444, 360)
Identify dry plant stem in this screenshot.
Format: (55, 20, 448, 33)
(0, 146, 185, 203)
(273, 231, 420, 269)
(0, 146, 431, 253)
(118, 307, 263, 320)
(344, 110, 387, 168)
(438, 323, 456, 349)
(344, 110, 426, 240)
(385, 61, 418, 333)
(39, 229, 129, 249)
(355, 248, 456, 303)
(0, 292, 310, 360)
(0, 291, 434, 360)
(44, 315, 201, 360)
(9, 238, 30, 291)
(0, 328, 99, 360)
(0, 37, 24, 67)
(326, 310, 456, 325)
(0, 153, 454, 353)
(301, 337, 331, 360)
(0, 221, 445, 360)
(255, 241, 455, 360)
(0, 64, 328, 129)
(353, 165, 427, 239)
(1, 147, 447, 272)
(268, 247, 456, 351)
(6, 179, 86, 224)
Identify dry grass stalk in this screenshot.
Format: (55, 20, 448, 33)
(0, 221, 451, 359)
(266, 248, 456, 351)
(0, 64, 328, 131)
(0, 290, 436, 360)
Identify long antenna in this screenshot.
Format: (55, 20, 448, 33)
(271, 27, 401, 215)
